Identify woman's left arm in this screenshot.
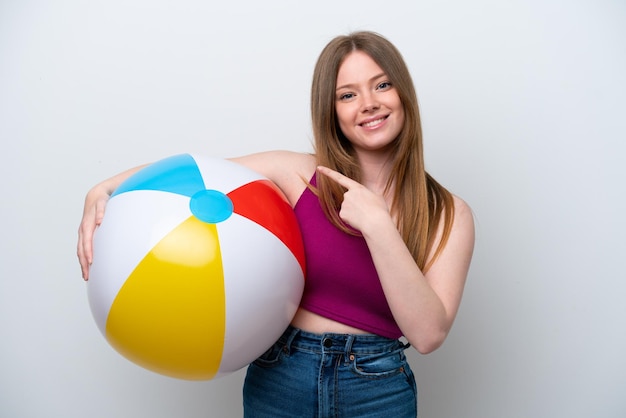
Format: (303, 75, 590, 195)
(316, 166, 475, 354)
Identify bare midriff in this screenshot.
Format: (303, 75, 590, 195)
(290, 307, 372, 335)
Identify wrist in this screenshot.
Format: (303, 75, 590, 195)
(89, 182, 113, 200)
(361, 210, 395, 239)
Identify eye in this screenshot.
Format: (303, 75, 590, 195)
(377, 81, 392, 90)
(338, 92, 355, 101)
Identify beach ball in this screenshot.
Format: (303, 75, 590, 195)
(87, 154, 306, 380)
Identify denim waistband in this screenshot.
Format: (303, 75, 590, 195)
(280, 325, 410, 356)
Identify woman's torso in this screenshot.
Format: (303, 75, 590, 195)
(233, 150, 382, 336)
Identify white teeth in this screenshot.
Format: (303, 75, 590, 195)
(362, 117, 386, 128)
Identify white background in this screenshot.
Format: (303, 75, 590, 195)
(1, 0, 625, 417)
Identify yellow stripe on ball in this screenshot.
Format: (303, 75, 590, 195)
(105, 216, 226, 380)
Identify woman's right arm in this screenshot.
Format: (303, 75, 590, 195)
(77, 150, 313, 280)
(77, 165, 147, 280)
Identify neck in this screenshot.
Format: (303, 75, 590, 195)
(356, 152, 394, 195)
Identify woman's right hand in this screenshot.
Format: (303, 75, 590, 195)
(77, 184, 111, 281)
(77, 164, 147, 281)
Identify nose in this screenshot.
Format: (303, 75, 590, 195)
(360, 92, 380, 112)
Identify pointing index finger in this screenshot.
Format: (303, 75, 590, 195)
(316, 166, 359, 189)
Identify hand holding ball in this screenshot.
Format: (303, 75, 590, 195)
(87, 154, 305, 380)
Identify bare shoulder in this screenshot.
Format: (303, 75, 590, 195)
(448, 195, 475, 251)
(229, 151, 316, 205)
(426, 194, 475, 278)
(452, 195, 474, 230)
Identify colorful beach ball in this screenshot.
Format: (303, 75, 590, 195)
(87, 154, 306, 380)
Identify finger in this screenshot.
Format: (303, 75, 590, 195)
(316, 166, 360, 190)
(77, 231, 89, 280)
(79, 196, 108, 281)
(77, 206, 98, 280)
(77, 222, 93, 281)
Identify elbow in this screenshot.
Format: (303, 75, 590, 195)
(413, 339, 443, 355)
(410, 329, 448, 355)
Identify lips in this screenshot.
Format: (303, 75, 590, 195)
(360, 115, 389, 128)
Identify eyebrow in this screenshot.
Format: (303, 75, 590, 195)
(335, 72, 387, 91)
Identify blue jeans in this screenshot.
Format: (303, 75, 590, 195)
(243, 326, 417, 417)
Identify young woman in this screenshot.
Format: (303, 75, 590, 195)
(78, 31, 474, 417)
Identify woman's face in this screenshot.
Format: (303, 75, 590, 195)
(334, 50, 404, 156)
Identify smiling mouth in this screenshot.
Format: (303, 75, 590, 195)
(360, 116, 388, 128)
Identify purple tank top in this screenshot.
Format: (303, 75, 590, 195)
(294, 174, 402, 339)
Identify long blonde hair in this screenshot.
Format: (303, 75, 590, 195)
(311, 31, 454, 272)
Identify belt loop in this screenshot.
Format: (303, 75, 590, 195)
(344, 335, 355, 358)
(284, 326, 300, 354)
